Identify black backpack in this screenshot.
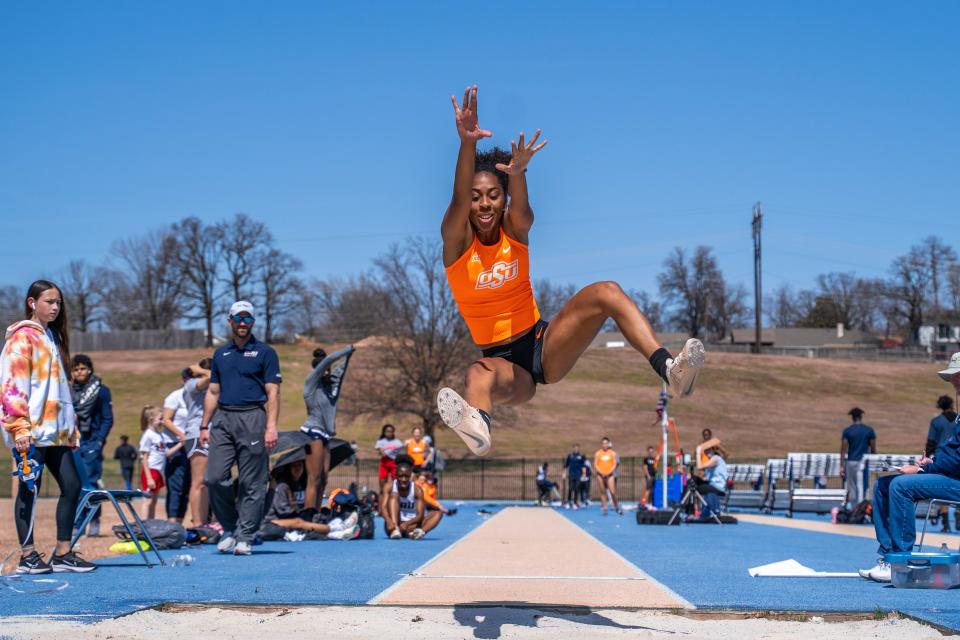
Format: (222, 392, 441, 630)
(356, 512, 375, 539)
(113, 519, 186, 549)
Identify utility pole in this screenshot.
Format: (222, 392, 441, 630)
(752, 202, 763, 354)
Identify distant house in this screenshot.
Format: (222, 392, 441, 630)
(728, 326, 881, 349)
(918, 315, 960, 355)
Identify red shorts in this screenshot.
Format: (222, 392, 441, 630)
(141, 468, 165, 493)
(379, 458, 397, 482)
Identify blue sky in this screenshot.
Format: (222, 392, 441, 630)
(1, 1, 957, 300)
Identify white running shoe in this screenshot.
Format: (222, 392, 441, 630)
(859, 559, 891, 582)
(389, 528, 402, 540)
(409, 528, 425, 540)
(328, 523, 359, 540)
(437, 387, 491, 456)
(233, 541, 252, 556)
(666, 339, 705, 398)
(343, 511, 359, 528)
(217, 535, 237, 554)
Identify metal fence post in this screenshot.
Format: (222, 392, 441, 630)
(481, 458, 485, 500)
(521, 458, 526, 501)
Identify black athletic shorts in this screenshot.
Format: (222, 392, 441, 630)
(481, 319, 548, 385)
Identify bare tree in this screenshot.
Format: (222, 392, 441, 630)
(353, 238, 475, 441)
(219, 214, 272, 302)
(813, 272, 875, 330)
(709, 281, 750, 340)
(0, 285, 20, 328)
(310, 275, 387, 342)
(104, 230, 183, 330)
(764, 284, 813, 327)
(629, 289, 665, 332)
(533, 278, 576, 321)
(58, 260, 106, 332)
(920, 235, 958, 313)
(948, 263, 960, 316)
(884, 244, 934, 344)
(172, 217, 224, 347)
(657, 246, 725, 339)
(258, 248, 303, 343)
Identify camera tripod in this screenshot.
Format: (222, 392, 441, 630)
(667, 480, 724, 525)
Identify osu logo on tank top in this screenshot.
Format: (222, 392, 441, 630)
(445, 232, 540, 344)
(476, 259, 519, 290)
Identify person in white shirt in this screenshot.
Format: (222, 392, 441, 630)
(139, 405, 183, 520)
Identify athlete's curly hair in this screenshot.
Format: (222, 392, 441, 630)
(475, 147, 511, 194)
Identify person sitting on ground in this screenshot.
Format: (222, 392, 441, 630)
(693, 437, 728, 520)
(859, 352, 960, 583)
(840, 407, 876, 509)
(535, 461, 561, 505)
(113, 435, 138, 491)
(416, 470, 457, 516)
(382, 456, 441, 539)
(260, 459, 359, 541)
(139, 405, 182, 520)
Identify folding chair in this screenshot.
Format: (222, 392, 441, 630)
(918, 498, 960, 552)
(71, 489, 166, 567)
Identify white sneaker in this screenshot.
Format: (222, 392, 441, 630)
(861, 560, 891, 583)
(343, 511, 359, 528)
(666, 339, 705, 398)
(389, 529, 402, 540)
(328, 523, 359, 540)
(410, 528, 425, 540)
(233, 541, 252, 556)
(437, 387, 491, 456)
(217, 535, 237, 553)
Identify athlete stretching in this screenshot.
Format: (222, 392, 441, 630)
(437, 85, 705, 456)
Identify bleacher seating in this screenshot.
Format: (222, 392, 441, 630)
(762, 458, 791, 512)
(723, 464, 765, 511)
(786, 452, 845, 516)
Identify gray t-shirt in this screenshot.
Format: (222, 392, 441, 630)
(182, 378, 206, 440)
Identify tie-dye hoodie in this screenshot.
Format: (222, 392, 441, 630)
(1, 320, 77, 448)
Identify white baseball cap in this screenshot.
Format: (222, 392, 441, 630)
(938, 352, 960, 381)
(229, 300, 255, 317)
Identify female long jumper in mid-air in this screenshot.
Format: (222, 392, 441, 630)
(436, 85, 705, 457)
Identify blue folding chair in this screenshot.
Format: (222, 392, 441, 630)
(72, 489, 166, 567)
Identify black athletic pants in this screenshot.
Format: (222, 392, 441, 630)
(14, 446, 82, 546)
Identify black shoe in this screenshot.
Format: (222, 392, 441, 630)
(51, 551, 97, 573)
(943, 521, 952, 534)
(16, 550, 52, 575)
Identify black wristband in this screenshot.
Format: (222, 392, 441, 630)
(199, 426, 209, 431)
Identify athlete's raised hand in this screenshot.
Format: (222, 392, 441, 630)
(495, 129, 548, 175)
(451, 85, 492, 142)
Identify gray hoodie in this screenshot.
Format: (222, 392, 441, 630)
(300, 345, 355, 439)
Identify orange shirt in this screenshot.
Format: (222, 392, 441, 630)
(445, 231, 540, 345)
(406, 438, 428, 467)
(594, 448, 618, 476)
(416, 480, 441, 509)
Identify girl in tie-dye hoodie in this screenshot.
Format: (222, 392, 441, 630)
(1, 280, 95, 574)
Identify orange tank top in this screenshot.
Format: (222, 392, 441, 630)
(595, 449, 618, 476)
(445, 231, 541, 345)
(406, 439, 427, 467)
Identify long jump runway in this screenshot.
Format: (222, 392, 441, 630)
(371, 507, 689, 608)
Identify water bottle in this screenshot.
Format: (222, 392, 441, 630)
(170, 554, 194, 567)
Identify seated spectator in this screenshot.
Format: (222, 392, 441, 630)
(927, 394, 959, 532)
(260, 459, 358, 541)
(416, 471, 457, 516)
(860, 354, 960, 583)
(536, 462, 561, 505)
(382, 456, 441, 539)
(693, 437, 728, 520)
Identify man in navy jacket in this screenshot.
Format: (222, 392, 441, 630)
(860, 352, 960, 582)
(71, 354, 114, 536)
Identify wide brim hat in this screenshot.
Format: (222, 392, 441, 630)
(938, 352, 960, 381)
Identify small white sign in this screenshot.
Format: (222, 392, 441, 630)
(605, 341, 625, 348)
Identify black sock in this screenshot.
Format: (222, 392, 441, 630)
(649, 347, 672, 383)
(477, 409, 492, 429)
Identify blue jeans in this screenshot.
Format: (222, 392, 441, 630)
(872, 473, 960, 554)
(165, 448, 191, 520)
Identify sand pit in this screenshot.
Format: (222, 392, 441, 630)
(0, 605, 944, 639)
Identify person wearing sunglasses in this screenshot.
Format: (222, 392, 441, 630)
(200, 300, 282, 556)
